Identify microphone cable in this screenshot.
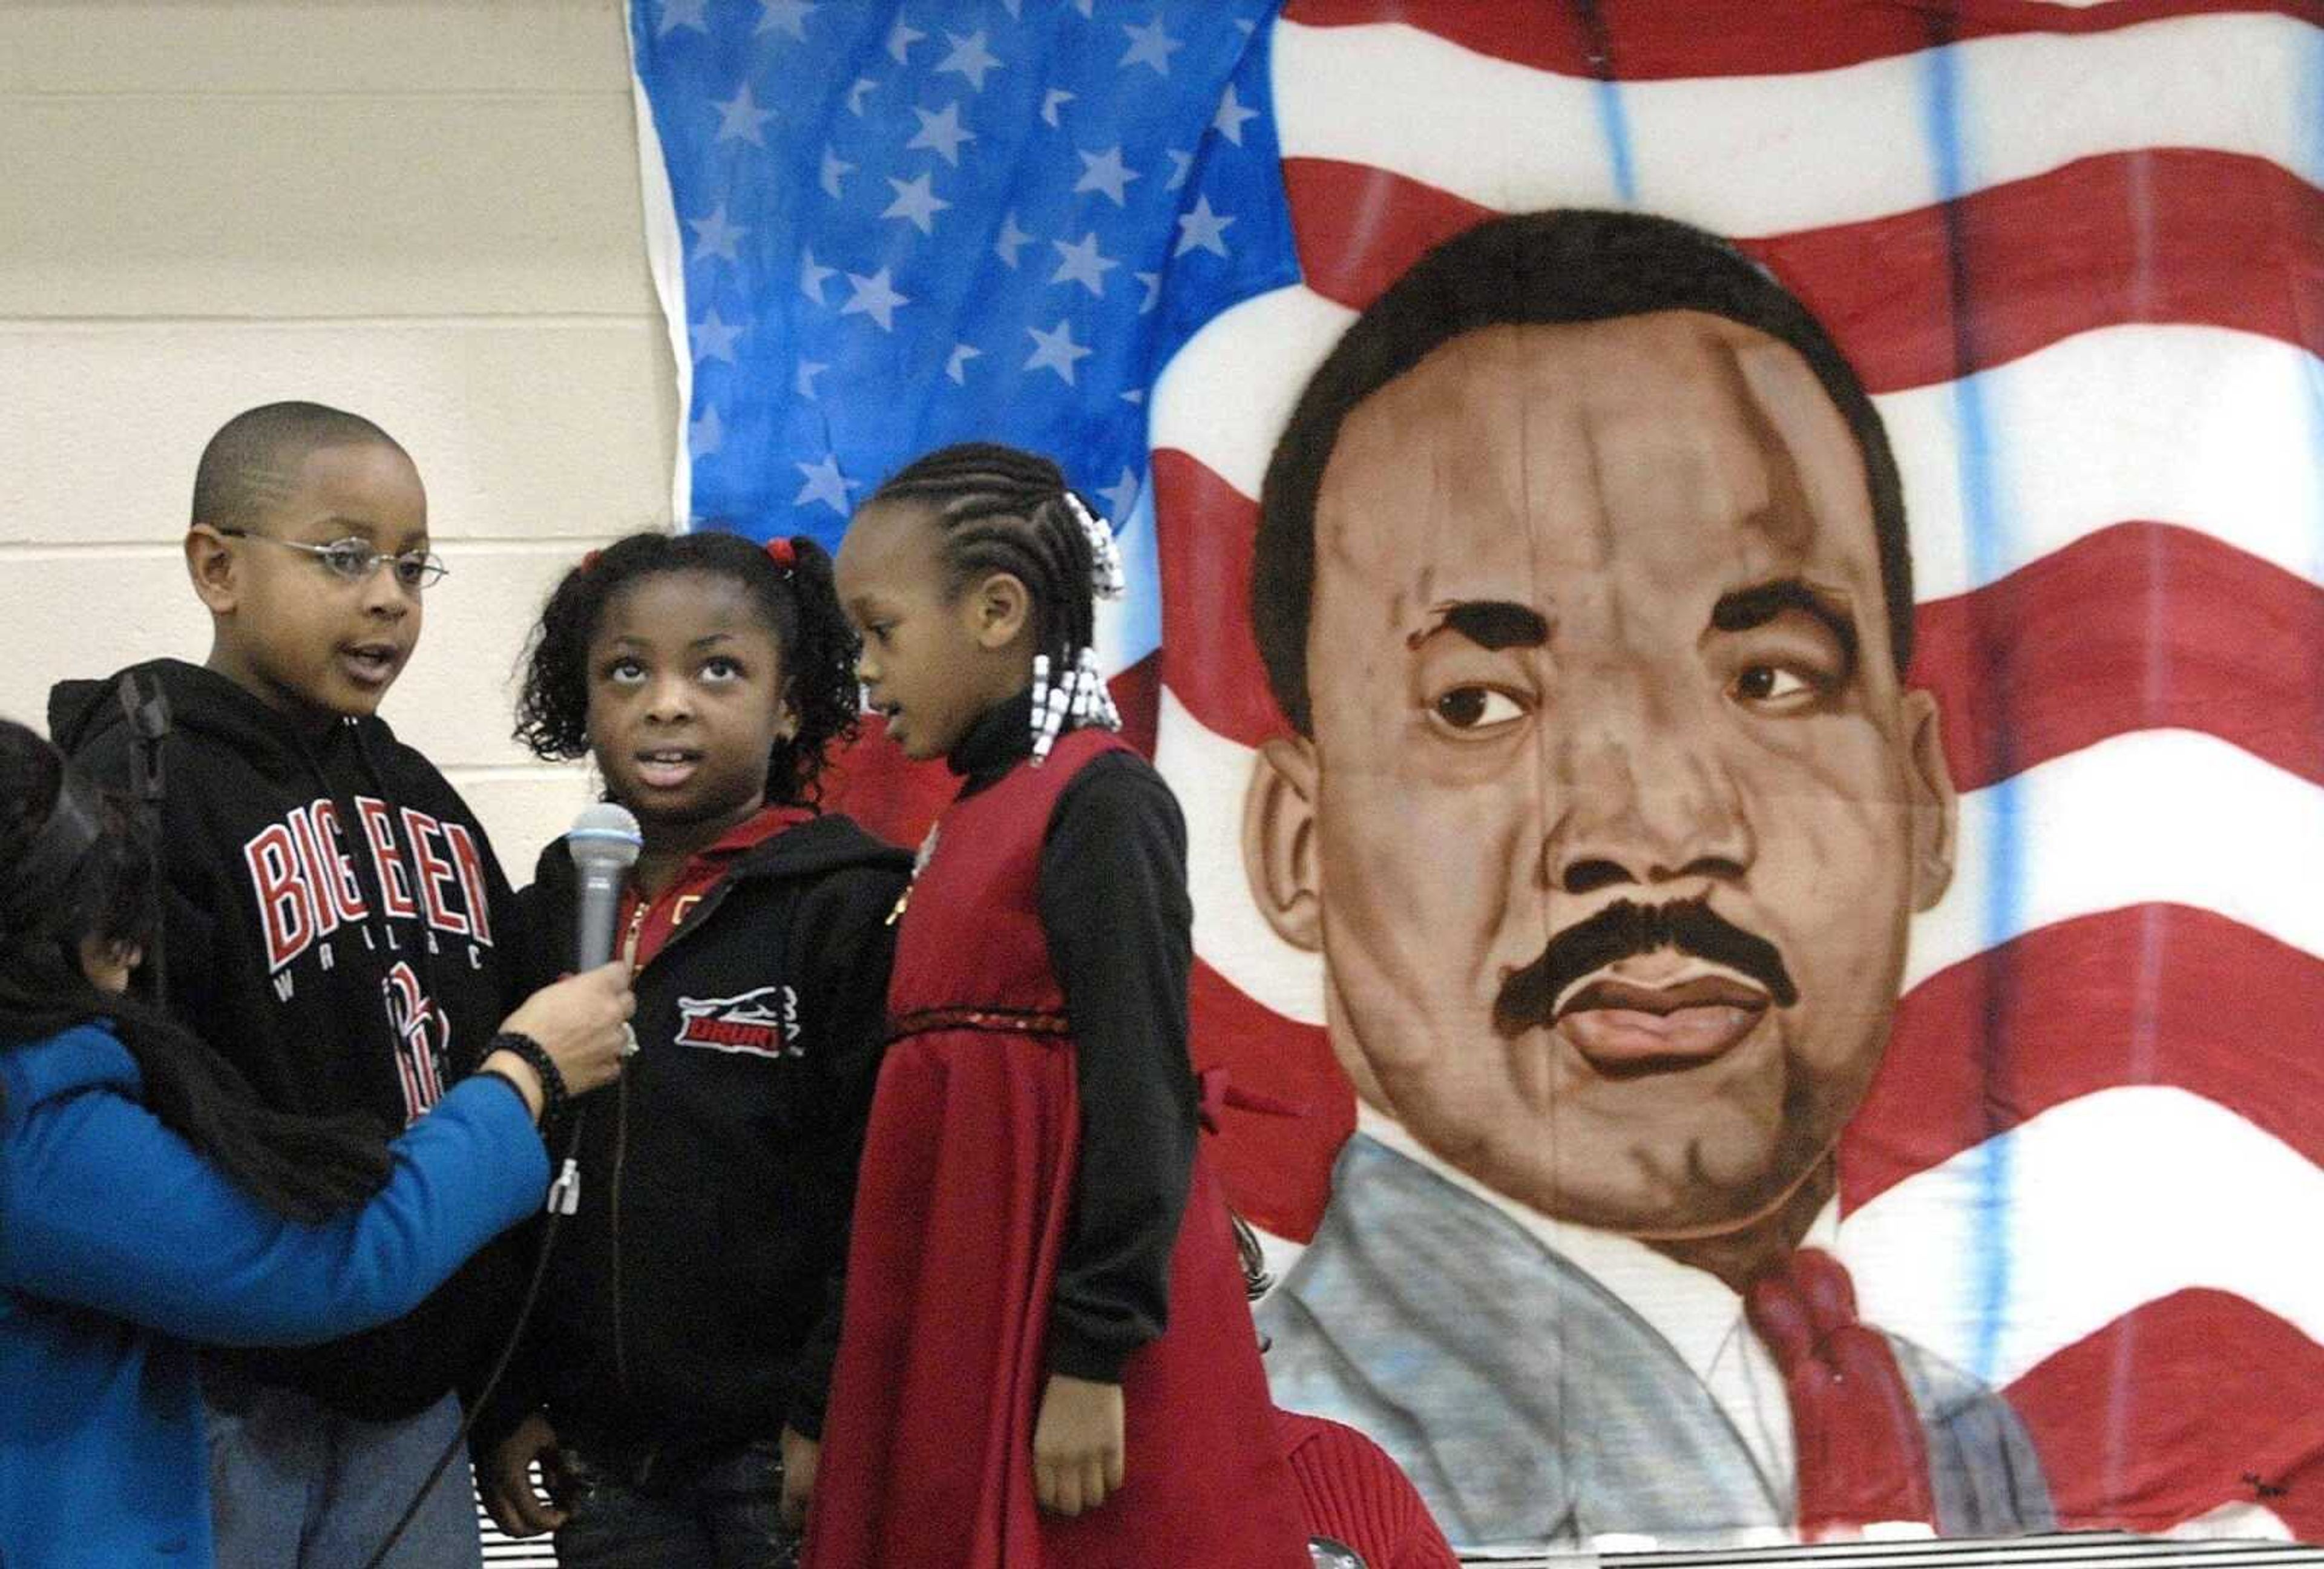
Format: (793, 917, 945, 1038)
(356, 1102, 588, 1569)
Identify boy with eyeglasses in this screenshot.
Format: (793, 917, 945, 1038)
(48, 401, 540, 1568)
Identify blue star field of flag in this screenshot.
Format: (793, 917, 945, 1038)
(630, 0, 1296, 558)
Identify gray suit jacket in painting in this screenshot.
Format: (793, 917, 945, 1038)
(1257, 1134, 2055, 1553)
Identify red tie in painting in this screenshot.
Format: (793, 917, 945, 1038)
(1745, 1249, 1937, 1538)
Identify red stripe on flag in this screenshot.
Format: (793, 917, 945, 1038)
(2006, 1288, 2324, 1536)
(1281, 0, 2324, 82)
(1285, 151, 2324, 394)
(1844, 904, 2324, 1212)
(1190, 958, 1350, 1241)
(1912, 522, 2324, 794)
(1154, 447, 1293, 747)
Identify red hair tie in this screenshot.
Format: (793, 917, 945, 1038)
(767, 537, 797, 571)
(581, 548, 603, 570)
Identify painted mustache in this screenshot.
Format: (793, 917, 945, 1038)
(1492, 896, 1799, 1038)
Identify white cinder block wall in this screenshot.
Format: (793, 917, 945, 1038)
(0, 0, 676, 872)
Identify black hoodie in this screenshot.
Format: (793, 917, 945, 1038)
(48, 659, 530, 1421)
(471, 811, 908, 1461)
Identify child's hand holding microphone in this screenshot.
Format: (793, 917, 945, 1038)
(485, 961, 637, 1119)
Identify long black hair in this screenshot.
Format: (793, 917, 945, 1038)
(868, 442, 1104, 685)
(0, 719, 392, 1223)
(514, 530, 861, 808)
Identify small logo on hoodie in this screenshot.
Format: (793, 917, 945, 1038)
(673, 985, 802, 1060)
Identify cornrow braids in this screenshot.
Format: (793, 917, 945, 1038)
(871, 442, 1125, 763)
(514, 528, 863, 808)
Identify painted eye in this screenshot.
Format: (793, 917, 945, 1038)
(1430, 685, 1526, 734)
(1733, 663, 1816, 708)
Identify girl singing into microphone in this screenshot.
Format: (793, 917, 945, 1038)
(481, 531, 908, 1569)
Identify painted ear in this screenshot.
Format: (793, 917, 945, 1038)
(1243, 735, 1324, 951)
(1901, 687, 1958, 912)
(184, 525, 238, 614)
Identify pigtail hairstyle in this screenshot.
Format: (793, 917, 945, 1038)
(514, 529, 862, 808)
(0, 719, 393, 1223)
(868, 442, 1125, 763)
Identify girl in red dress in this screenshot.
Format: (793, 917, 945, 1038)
(806, 443, 1310, 1568)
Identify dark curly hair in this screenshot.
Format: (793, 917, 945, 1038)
(867, 442, 1103, 682)
(514, 529, 862, 809)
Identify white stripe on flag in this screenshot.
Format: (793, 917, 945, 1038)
(1271, 13, 2321, 234)
(1906, 726, 2324, 992)
(1886, 324, 2324, 602)
(1842, 1085, 2324, 1389)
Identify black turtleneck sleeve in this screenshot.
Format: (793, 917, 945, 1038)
(1036, 749, 1200, 1383)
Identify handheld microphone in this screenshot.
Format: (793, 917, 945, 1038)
(360, 801, 642, 1569)
(566, 802, 643, 970)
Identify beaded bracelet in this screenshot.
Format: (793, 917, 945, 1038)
(487, 1030, 568, 1129)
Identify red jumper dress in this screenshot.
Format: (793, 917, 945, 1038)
(804, 726, 1310, 1568)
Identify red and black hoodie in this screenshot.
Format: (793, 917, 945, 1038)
(47, 658, 529, 1421)
(471, 806, 908, 1462)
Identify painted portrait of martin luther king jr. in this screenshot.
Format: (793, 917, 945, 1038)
(1240, 210, 2051, 1552)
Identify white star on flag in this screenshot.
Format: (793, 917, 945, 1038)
(798, 248, 835, 303)
(1025, 319, 1093, 384)
(947, 343, 983, 384)
(846, 77, 877, 116)
(755, 0, 816, 41)
(1120, 16, 1184, 76)
(907, 103, 976, 166)
(886, 19, 924, 64)
(840, 267, 910, 331)
(882, 171, 951, 235)
(937, 29, 1003, 91)
(794, 453, 857, 515)
(1211, 83, 1259, 145)
(1098, 469, 1141, 520)
(1074, 146, 1140, 206)
(690, 403, 724, 457)
(691, 308, 744, 363)
(795, 361, 827, 400)
(1135, 270, 1161, 314)
(1173, 193, 1234, 258)
(712, 83, 775, 146)
(1051, 232, 1119, 297)
(994, 212, 1033, 269)
(819, 147, 855, 199)
(1164, 148, 1193, 191)
(1041, 88, 1075, 128)
(657, 0, 709, 36)
(687, 204, 747, 265)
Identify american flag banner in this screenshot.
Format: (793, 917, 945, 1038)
(628, 0, 2324, 1559)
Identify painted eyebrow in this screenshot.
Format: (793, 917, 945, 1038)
(1407, 599, 1552, 653)
(1710, 579, 1860, 674)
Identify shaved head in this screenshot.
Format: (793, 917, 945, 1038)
(191, 401, 407, 531)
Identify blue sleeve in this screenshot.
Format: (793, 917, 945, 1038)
(0, 1073, 548, 1348)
